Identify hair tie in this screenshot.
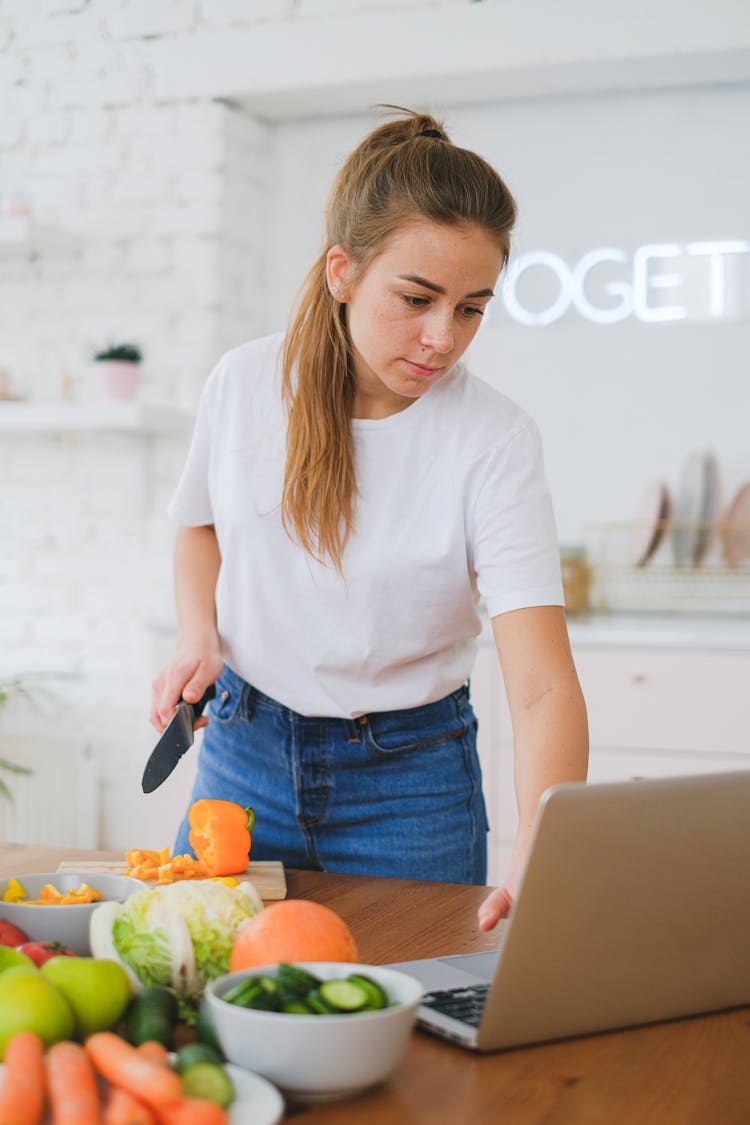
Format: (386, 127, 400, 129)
(416, 128, 444, 140)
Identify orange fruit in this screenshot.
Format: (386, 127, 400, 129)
(229, 899, 359, 970)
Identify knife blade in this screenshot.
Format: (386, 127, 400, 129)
(141, 684, 216, 794)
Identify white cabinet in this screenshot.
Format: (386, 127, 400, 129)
(573, 647, 749, 757)
(471, 623, 750, 888)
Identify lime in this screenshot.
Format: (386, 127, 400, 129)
(40, 956, 132, 1038)
(0, 947, 35, 973)
(0, 966, 75, 1058)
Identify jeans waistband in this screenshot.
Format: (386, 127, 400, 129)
(219, 664, 470, 724)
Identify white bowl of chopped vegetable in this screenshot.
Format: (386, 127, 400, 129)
(206, 960, 424, 1101)
(0, 872, 143, 955)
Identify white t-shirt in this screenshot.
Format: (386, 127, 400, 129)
(168, 332, 563, 718)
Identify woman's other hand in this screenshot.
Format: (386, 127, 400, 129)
(477, 885, 513, 932)
(477, 846, 522, 931)
(150, 651, 224, 732)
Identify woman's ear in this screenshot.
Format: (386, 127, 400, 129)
(326, 244, 352, 302)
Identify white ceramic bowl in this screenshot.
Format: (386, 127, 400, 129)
(0, 871, 143, 955)
(206, 961, 424, 1101)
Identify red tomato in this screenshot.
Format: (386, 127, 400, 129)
(15, 941, 77, 966)
(0, 919, 28, 946)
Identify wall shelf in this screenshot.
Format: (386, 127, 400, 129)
(0, 217, 82, 259)
(0, 401, 193, 435)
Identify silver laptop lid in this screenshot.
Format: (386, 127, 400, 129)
(476, 771, 750, 1050)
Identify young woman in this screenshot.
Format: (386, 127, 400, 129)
(151, 108, 588, 932)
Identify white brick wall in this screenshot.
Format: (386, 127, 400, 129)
(0, 0, 289, 848)
(105, 0, 197, 40)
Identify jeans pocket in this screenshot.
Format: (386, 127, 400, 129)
(209, 677, 245, 726)
(363, 705, 471, 757)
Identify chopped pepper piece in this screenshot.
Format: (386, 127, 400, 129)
(27, 882, 102, 904)
(124, 852, 210, 881)
(2, 877, 27, 903)
(188, 799, 254, 876)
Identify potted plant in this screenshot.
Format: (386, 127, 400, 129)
(92, 342, 143, 401)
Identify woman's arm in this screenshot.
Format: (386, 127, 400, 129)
(150, 524, 225, 732)
(477, 605, 589, 931)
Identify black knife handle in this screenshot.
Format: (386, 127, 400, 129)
(186, 683, 216, 719)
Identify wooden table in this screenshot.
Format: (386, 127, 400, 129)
(2, 842, 750, 1124)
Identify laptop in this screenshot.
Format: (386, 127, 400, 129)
(388, 770, 750, 1051)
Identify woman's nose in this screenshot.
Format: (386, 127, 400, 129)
(420, 313, 454, 353)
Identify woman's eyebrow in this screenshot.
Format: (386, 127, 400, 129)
(397, 274, 494, 299)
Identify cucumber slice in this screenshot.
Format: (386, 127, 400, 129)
(306, 989, 337, 1015)
(319, 979, 369, 1012)
(281, 999, 316, 1014)
(175, 1042, 223, 1073)
(222, 977, 264, 1006)
(224, 974, 284, 1011)
(180, 1061, 235, 1108)
(346, 973, 388, 1010)
(278, 962, 322, 995)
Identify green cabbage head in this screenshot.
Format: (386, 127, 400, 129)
(90, 879, 263, 1020)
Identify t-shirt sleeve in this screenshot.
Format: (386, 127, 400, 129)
(166, 369, 217, 526)
(470, 419, 564, 617)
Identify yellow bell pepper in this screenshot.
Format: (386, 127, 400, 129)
(2, 877, 26, 903)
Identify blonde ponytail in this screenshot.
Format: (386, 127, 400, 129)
(282, 107, 517, 573)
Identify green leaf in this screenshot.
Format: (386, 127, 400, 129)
(0, 759, 33, 776)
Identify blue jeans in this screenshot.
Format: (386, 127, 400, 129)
(174, 665, 489, 885)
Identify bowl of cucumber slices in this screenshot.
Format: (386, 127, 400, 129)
(206, 960, 423, 1101)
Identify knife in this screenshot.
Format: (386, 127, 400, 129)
(141, 684, 216, 794)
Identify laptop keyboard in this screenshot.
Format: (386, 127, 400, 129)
(421, 984, 490, 1028)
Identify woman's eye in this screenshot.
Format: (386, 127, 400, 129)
(402, 294, 429, 308)
(461, 305, 485, 319)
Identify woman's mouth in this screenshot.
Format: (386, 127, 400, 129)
(403, 359, 442, 378)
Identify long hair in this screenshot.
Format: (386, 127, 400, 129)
(282, 107, 517, 573)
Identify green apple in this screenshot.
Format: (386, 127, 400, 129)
(0, 946, 35, 972)
(41, 955, 132, 1038)
(0, 965, 75, 1059)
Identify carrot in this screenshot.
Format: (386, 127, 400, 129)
(102, 1040, 174, 1123)
(86, 1033, 182, 1110)
(0, 1030, 46, 1125)
(136, 1041, 170, 1067)
(156, 1099, 228, 1125)
(46, 1041, 100, 1125)
(104, 1084, 157, 1125)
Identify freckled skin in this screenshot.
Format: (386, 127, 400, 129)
(327, 219, 505, 420)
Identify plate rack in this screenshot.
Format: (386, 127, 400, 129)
(586, 521, 750, 616)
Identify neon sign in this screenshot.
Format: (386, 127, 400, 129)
(496, 240, 750, 326)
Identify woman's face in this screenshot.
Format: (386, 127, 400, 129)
(327, 219, 505, 419)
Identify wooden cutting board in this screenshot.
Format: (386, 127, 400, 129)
(56, 860, 286, 902)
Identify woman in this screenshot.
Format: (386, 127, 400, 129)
(151, 108, 588, 932)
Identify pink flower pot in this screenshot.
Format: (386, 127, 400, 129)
(95, 360, 141, 401)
